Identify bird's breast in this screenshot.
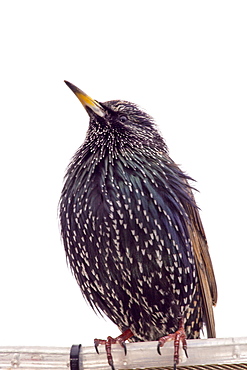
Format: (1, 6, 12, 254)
(61, 155, 197, 311)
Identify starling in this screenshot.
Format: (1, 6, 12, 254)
(60, 81, 217, 368)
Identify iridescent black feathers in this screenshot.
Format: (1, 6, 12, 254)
(60, 85, 217, 342)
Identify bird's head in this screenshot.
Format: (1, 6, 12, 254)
(64, 80, 166, 151)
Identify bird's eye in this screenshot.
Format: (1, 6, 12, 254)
(119, 115, 128, 123)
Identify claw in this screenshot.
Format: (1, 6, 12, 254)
(108, 359, 115, 370)
(183, 345, 188, 358)
(157, 342, 162, 356)
(121, 341, 127, 356)
(93, 329, 133, 369)
(94, 341, 99, 354)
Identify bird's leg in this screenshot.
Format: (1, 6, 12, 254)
(94, 329, 133, 370)
(157, 317, 188, 369)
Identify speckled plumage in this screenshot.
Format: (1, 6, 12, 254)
(60, 83, 217, 343)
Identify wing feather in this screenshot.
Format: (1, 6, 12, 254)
(186, 190, 217, 338)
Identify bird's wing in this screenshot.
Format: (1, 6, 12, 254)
(157, 156, 217, 337)
(186, 195, 218, 338)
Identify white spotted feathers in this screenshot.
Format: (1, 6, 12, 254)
(60, 97, 217, 341)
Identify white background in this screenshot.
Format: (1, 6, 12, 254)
(0, 1, 246, 347)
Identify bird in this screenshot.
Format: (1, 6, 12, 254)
(60, 80, 217, 369)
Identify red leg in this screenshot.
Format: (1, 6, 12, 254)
(94, 329, 133, 370)
(157, 317, 188, 369)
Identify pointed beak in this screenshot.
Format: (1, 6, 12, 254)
(64, 80, 105, 117)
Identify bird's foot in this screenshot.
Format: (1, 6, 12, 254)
(157, 317, 188, 370)
(94, 329, 133, 370)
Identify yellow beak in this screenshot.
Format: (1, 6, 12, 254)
(64, 80, 105, 117)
